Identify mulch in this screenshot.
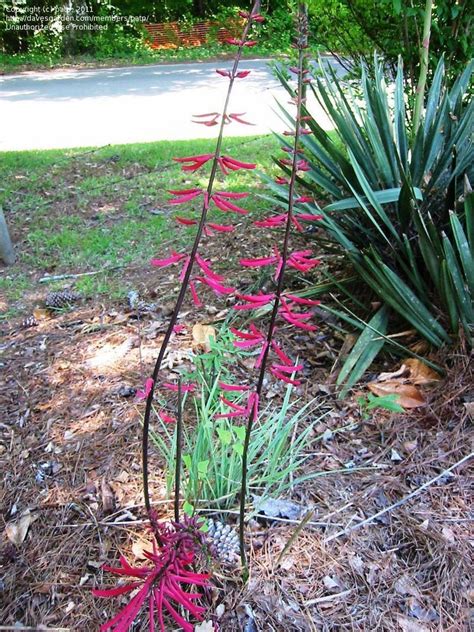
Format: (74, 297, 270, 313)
(1, 244, 473, 630)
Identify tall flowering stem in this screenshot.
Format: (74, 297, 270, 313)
(238, 5, 311, 572)
(174, 378, 183, 523)
(141, 2, 262, 533)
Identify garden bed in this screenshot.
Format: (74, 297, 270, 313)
(1, 140, 472, 631)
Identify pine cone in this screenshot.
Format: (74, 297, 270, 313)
(22, 315, 38, 328)
(206, 519, 239, 565)
(45, 290, 80, 309)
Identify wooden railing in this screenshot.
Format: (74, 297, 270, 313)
(143, 20, 243, 49)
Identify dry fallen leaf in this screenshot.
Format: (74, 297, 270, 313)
(192, 323, 216, 352)
(100, 478, 115, 515)
(132, 538, 154, 559)
(194, 622, 214, 632)
(403, 358, 442, 384)
(396, 614, 430, 632)
(5, 509, 38, 546)
(33, 307, 50, 320)
(368, 381, 426, 408)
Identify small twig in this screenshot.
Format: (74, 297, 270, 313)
(276, 509, 314, 565)
(38, 268, 123, 283)
(304, 590, 352, 606)
(325, 452, 473, 543)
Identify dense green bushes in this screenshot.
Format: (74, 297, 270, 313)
(307, 0, 473, 83)
(269, 56, 473, 387)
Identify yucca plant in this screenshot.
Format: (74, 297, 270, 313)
(265, 55, 473, 388)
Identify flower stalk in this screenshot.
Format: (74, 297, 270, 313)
(238, 4, 312, 573)
(141, 0, 262, 534)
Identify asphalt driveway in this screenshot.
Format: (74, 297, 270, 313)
(0, 58, 336, 151)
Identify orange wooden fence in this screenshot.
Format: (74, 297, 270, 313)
(143, 20, 243, 49)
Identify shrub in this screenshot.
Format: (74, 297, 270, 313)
(269, 56, 473, 365)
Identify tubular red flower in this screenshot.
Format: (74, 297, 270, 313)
(234, 292, 275, 310)
(136, 378, 154, 401)
(206, 222, 235, 233)
(239, 254, 279, 268)
(270, 368, 302, 385)
(219, 381, 250, 391)
(228, 112, 254, 125)
(173, 154, 214, 172)
(163, 382, 196, 393)
(195, 275, 235, 295)
(168, 188, 203, 205)
(218, 155, 256, 173)
(195, 253, 224, 281)
(151, 252, 187, 268)
(189, 281, 202, 307)
(212, 192, 249, 215)
(159, 411, 176, 424)
(284, 294, 321, 306)
(175, 216, 198, 226)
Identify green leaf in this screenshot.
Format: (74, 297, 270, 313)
(233, 443, 244, 456)
(337, 305, 389, 396)
(183, 501, 194, 517)
(182, 454, 192, 470)
(232, 425, 246, 442)
(216, 428, 232, 446)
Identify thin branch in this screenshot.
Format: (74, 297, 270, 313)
(325, 451, 473, 543)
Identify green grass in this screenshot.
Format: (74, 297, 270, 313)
(0, 135, 277, 315)
(0, 41, 296, 74)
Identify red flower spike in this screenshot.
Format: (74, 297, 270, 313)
(236, 70, 251, 78)
(94, 519, 210, 632)
(136, 378, 154, 400)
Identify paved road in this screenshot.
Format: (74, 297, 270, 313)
(0, 59, 334, 151)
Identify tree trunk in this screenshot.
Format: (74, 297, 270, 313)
(0, 207, 15, 265)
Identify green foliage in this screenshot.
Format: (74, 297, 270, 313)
(149, 341, 328, 511)
(357, 392, 405, 419)
(271, 56, 473, 361)
(307, 0, 473, 83)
